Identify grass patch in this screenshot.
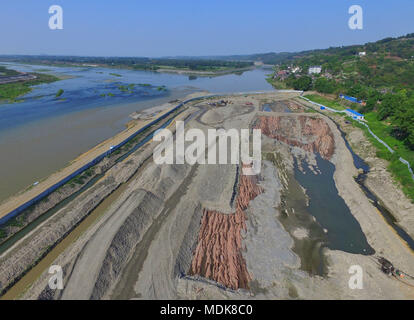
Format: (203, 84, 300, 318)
(0, 229, 7, 239)
(55, 89, 64, 97)
(364, 112, 414, 167)
(266, 76, 288, 89)
(67, 167, 95, 188)
(351, 118, 414, 201)
(304, 94, 345, 111)
(0, 72, 59, 103)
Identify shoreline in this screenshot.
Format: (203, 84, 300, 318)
(0, 91, 207, 221)
(296, 97, 414, 237)
(0, 61, 256, 77)
(154, 66, 255, 76)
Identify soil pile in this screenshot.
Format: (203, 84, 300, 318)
(189, 172, 262, 290)
(256, 115, 335, 159)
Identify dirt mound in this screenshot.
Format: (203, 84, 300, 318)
(189, 172, 263, 290)
(256, 115, 335, 159)
(91, 190, 163, 299)
(201, 109, 222, 124)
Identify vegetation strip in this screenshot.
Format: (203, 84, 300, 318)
(301, 96, 414, 188)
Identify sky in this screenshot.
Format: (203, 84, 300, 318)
(1, 0, 414, 57)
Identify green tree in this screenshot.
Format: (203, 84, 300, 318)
(314, 78, 337, 94)
(293, 76, 312, 91)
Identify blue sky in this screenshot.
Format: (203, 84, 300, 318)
(1, 0, 413, 57)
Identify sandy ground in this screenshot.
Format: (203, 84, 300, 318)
(3, 92, 414, 300)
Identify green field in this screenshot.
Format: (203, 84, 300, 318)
(0, 71, 60, 103)
(55, 89, 64, 97)
(351, 116, 414, 201)
(363, 112, 414, 168)
(304, 94, 345, 110)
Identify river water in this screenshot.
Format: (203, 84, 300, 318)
(0, 63, 272, 202)
(294, 155, 374, 255)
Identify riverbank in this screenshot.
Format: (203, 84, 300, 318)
(0, 99, 197, 299)
(0, 71, 60, 103)
(0, 92, 206, 221)
(154, 66, 255, 76)
(334, 115, 414, 238)
(301, 93, 414, 202)
(324, 109, 414, 298)
(0, 59, 255, 77)
(297, 97, 414, 238)
(0, 64, 272, 203)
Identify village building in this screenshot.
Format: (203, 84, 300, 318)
(345, 108, 365, 120)
(308, 66, 322, 75)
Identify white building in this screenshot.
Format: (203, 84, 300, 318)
(308, 66, 322, 75)
(358, 51, 366, 56)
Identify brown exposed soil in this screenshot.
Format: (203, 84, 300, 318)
(256, 115, 335, 159)
(286, 100, 305, 112)
(189, 172, 262, 290)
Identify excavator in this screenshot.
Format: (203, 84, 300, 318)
(378, 256, 414, 288)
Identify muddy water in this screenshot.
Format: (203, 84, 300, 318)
(307, 109, 414, 252)
(338, 127, 414, 251)
(262, 102, 291, 113)
(0, 111, 185, 299)
(0, 111, 180, 255)
(0, 90, 187, 203)
(294, 155, 374, 255)
(0, 63, 272, 203)
(277, 166, 328, 276)
(271, 151, 374, 276)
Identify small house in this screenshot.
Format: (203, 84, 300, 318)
(308, 66, 322, 75)
(345, 108, 364, 120)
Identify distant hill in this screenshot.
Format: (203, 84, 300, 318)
(0, 55, 254, 72)
(265, 33, 414, 93)
(217, 33, 414, 65)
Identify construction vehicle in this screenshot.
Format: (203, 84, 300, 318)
(377, 256, 414, 287)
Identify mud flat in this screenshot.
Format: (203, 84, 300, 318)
(3, 92, 414, 300)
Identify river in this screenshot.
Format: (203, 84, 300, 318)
(0, 63, 273, 202)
